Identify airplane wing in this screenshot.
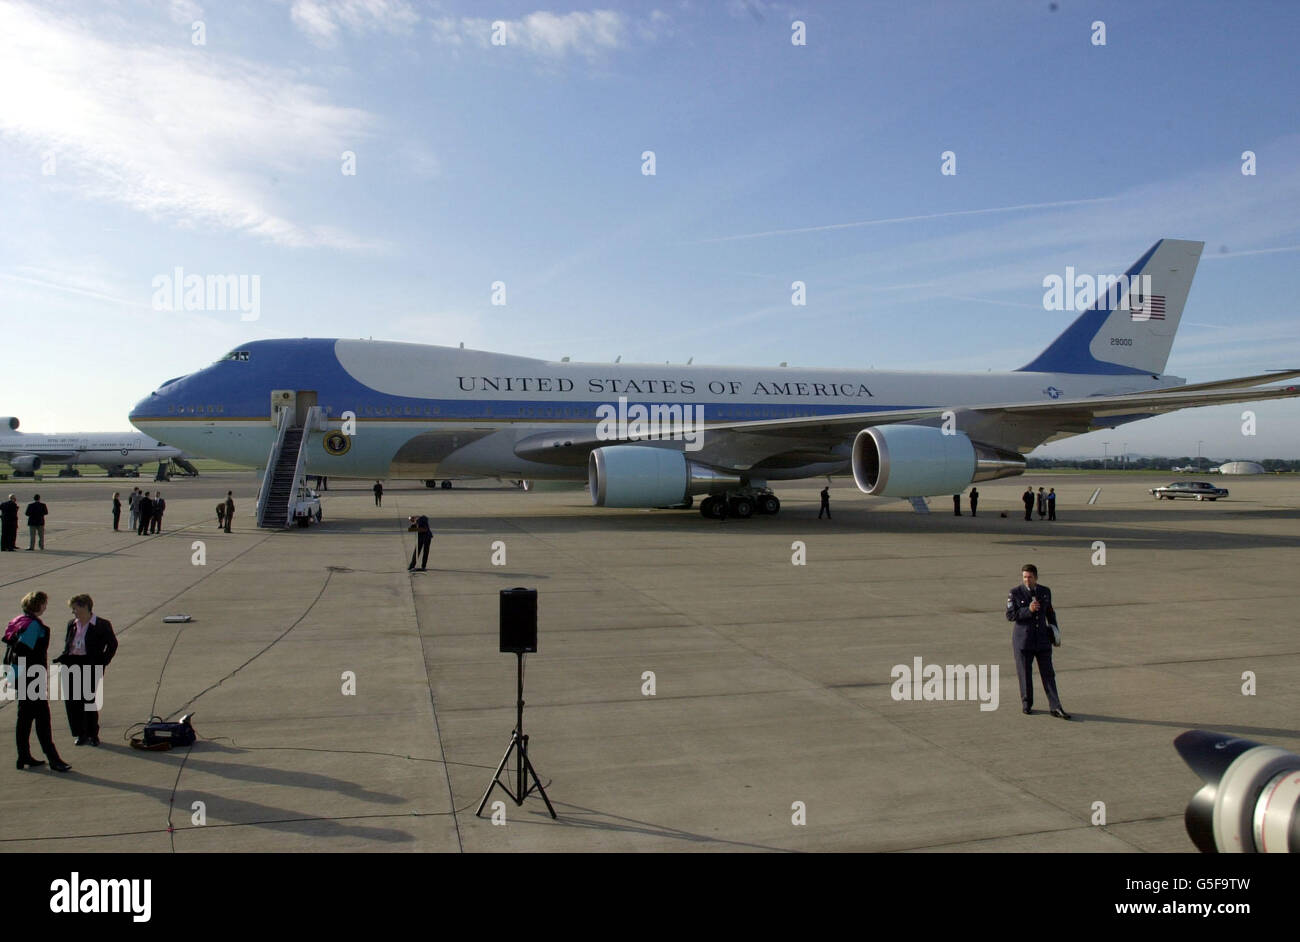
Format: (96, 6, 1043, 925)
(703, 378, 1300, 459)
(513, 374, 1300, 470)
(0, 449, 76, 463)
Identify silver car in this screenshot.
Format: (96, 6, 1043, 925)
(1149, 481, 1229, 501)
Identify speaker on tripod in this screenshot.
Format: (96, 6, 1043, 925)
(477, 588, 556, 819)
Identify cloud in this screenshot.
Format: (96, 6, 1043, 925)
(0, 2, 385, 250)
(289, 0, 420, 48)
(432, 9, 643, 60)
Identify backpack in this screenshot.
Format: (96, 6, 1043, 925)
(3, 615, 32, 645)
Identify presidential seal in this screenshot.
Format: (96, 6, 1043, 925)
(323, 430, 352, 456)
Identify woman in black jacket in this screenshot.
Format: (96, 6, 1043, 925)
(9, 591, 71, 772)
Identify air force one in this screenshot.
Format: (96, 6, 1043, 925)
(129, 239, 1299, 522)
(0, 418, 197, 478)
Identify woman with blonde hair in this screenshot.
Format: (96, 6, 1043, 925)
(6, 591, 71, 772)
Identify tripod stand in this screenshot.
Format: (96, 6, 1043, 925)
(476, 652, 556, 819)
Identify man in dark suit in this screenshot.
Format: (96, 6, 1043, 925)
(1022, 487, 1035, 521)
(818, 486, 831, 519)
(408, 515, 431, 571)
(0, 494, 17, 550)
(373, 481, 383, 506)
(137, 491, 153, 535)
(25, 494, 48, 550)
(1006, 563, 1069, 719)
(54, 594, 119, 746)
(969, 487, 979, 517)
(150, 491, 165, 533)
(224, 492, 235, 532)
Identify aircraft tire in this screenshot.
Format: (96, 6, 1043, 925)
(731, 497, 754, 519)
(759, 495, 780, 515)
(699, 496, 717, 518)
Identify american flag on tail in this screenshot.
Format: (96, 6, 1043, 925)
(1131, 294, 1166, 321)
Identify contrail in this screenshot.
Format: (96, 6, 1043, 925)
(695, 196, 1116, 243)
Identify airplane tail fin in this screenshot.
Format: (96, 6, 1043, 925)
(1017, 239, 1204, 375)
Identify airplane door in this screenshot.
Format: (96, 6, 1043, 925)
(296, 391, 318, 427)
(271, 390, 295, 427)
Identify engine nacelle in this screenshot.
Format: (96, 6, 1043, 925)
(852, 425, 1024, 497)
(9, 455, 42, 473)
(0, 417, 17, 431)
(589, 445, 741, 507)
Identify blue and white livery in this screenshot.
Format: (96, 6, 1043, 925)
(129, 239, 1299, 519)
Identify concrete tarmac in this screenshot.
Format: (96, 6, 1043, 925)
(1, 471, 1297, 852)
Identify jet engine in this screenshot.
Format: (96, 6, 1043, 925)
(9, 455, 42, 473)
(0, 417, 17, 431)
(589, 445, 740, 507)
(851, 425, 1024, 497)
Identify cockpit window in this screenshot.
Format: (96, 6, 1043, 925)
(222, 350, 251, 362)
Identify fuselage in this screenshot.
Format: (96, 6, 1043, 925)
(128, 338, 1180, 480)
(0, 431, 180, 468)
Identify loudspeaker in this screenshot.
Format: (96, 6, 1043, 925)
(500, 587, 537, 653)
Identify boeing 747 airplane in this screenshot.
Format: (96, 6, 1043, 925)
(0, 418, 197, 478)
(129, 239, 1299, 521)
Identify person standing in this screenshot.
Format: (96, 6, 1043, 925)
(9, 591, 72, 772)
(0, 494, 18, 551)
(1036, 487, 1047, 519)
(1005, 563, 1069, 719)
(223, 491, 235, 533)
(819, 486, 831, 520)
(25, 495, 48, 551)
(1022, 487, 1035, 521)
(969, 487, 979, 517)
(150, 492, 165, 533)
(137, 491, 153, 536)
(373, 481, 384, 507)
(111, 492, 121, 531)
(953, 493, 961, 516)
(216, 502, 226, 529)
(54, 594, 117, 747)
(408, 515, 431, 571)
(127, 488, 140, 532)
(1047, 487, 1057, 521)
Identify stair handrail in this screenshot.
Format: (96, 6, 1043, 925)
(256, 408, 292, 527)
(283, 406, 319, 526)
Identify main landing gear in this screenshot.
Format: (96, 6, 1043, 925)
(699, 488, 781, 519)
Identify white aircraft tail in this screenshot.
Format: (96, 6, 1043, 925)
(1019, 238, 1204, 376)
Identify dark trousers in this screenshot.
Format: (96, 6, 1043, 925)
(409, 533, 431, 570)
(17, 696, 62, 763)
(61, 660, 101, 740)
(0, 522, 15, 550)
(1023, 502, 1033, 520)
(1015, 646, 1062, 712)
(150, 513, 162, 533)
(970, 499, 978, 517)
(137, 512, 151, 535)
(374, 494, 382, 506)
(1048, 503, 1056, 521)
(112, 509, 120, 530)
(819, 502, 830, 519)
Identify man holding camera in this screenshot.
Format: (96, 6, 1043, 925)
(1005, 563, 1070, 719)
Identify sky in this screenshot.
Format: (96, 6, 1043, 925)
(1, 0, 1298, 459)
